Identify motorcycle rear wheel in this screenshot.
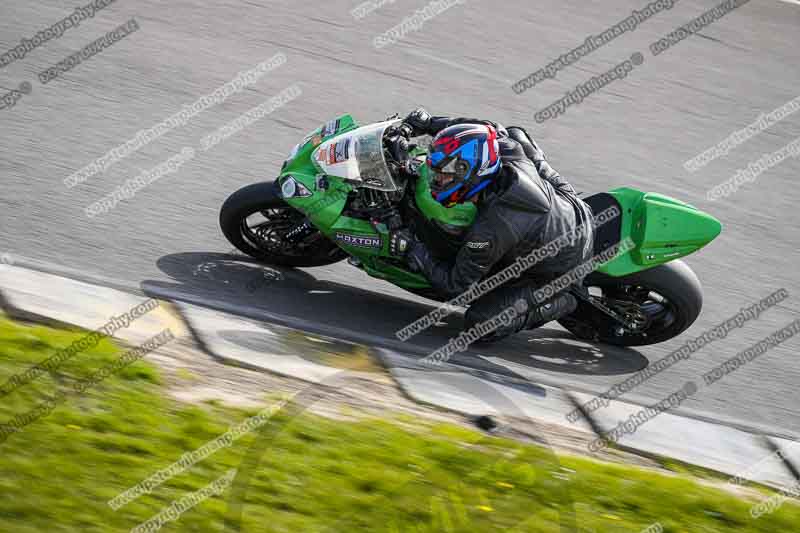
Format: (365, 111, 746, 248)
(558, 259, 703, 347)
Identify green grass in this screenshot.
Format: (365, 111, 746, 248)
(0, 316, 798, 532)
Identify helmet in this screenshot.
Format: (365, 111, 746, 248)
(427, 123, 501, 207)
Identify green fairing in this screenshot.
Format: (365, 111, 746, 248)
(278, 115, 722, 289)
(597, 188, 722, 276)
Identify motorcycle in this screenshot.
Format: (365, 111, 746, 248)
(220, 115, 722, 346)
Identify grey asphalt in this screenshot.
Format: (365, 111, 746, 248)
(1, 0, 798, 434)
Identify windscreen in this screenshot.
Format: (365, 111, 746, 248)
(312, 120, 401, 192)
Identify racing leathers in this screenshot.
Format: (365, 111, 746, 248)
(404, 114, 596, 341)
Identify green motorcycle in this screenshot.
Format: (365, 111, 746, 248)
(220, 114, 722, 346)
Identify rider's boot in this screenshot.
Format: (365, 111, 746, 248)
(517, 291, 578, 331)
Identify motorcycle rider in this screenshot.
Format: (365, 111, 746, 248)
(389, 108, 596, 341)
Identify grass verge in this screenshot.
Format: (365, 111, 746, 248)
(0, 316, 798, 532)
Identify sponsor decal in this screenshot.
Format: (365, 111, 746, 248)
(322, 119, 340, 137)
(296, 129, 323, 161)
(334, 232, 382, 249)
(466, 241, 490, 249)
(316, 139, 351, 165)
(303, 127, 319, 139)
(333, 139, 350, 163)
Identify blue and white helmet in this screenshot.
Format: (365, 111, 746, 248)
(426, 123, 501, 207)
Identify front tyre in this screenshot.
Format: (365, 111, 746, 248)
(558, 260, 703, 347)
(219, 181, 347, 267)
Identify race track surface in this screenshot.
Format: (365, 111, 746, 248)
(1, 0, 799, 433)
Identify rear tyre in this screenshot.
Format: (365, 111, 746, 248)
(558, 259, 703, 347)
(219, 181, 347, 268)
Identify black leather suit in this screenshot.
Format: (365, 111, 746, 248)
(408, 116, 596, 340)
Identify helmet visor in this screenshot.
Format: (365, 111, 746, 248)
(431, 169, 459, 195)
(427, 152, 460, 196)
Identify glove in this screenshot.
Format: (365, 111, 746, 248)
(385, 134, 420, 181)
(389, 225, 436, 275)
(390, 229, 427, 273)
(389, 229, 416, 258)
(403, 107, 432, 136)
(385, 134, 410, 165)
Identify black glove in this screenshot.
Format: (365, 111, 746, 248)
(403, 107, 432, 136)
(389, 229, 416, 258)
(389, 229, 430, 275)
(385, 134, 410, 165)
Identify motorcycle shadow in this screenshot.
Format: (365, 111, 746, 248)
(143, 251, 648, 379)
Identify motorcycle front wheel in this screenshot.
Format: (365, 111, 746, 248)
(219, 181, 347, 268)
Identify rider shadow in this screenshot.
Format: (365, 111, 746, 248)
(142, 251, 648, 379)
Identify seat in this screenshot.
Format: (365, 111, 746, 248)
(583, 192, 623, 256)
